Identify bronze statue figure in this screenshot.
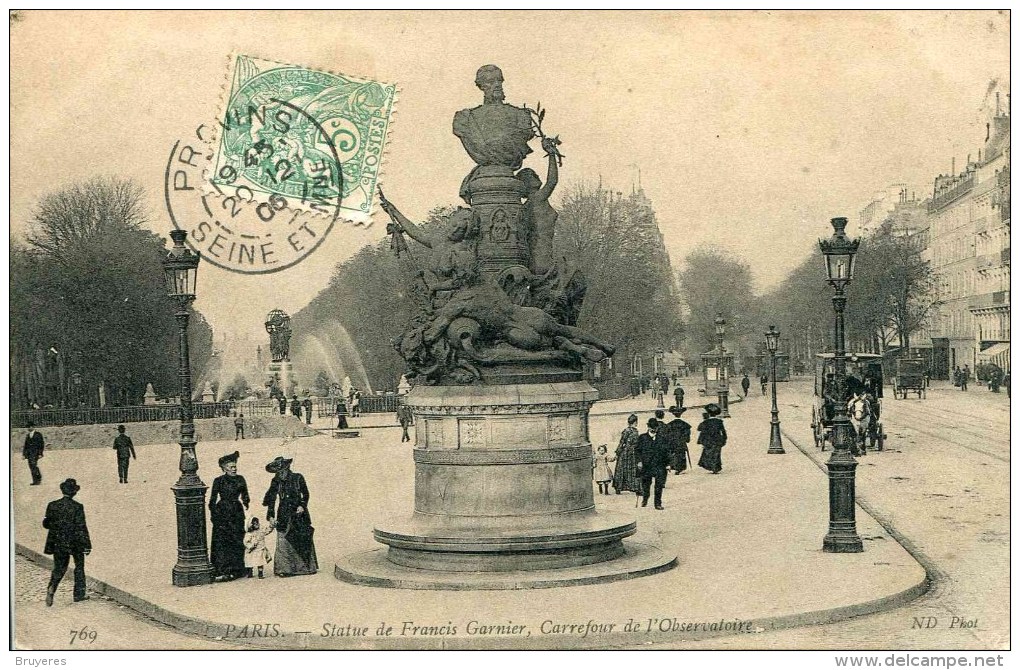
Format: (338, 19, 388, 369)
(383, 65, 610, 385)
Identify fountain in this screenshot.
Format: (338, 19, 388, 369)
(289, 323, 373, 395)
(335, 65, 676, 589)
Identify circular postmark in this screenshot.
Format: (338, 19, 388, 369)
(164, 100, 343, 275)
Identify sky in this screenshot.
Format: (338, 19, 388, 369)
(9, 10, 1010, 342)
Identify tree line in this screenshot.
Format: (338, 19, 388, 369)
(10, 177, 214, 408)
(675, 220, 938, 372)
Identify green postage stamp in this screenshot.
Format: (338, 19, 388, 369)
(209, 55, 396, 222)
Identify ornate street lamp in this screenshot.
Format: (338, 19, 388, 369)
(765, 325, 785, 454)
(819, 217, 863, 553)
(163, 229, 213, 586)
(715, 313, 730, 418)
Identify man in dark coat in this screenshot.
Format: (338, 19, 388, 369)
(290, 395, 302, 420)
(112, 424, 136, 483)
(673, 383, 685, 409)
(302, 397, 313, 424)
(636, 418, 671, 510)
(43, 478, 92, 606)
(278, 395, 287, 415)
(23, 422, 45, 485)
(741, 373, 751, 398)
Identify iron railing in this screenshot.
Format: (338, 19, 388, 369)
(11, 402, 234, 428)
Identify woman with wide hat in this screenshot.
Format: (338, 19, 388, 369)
(262, 456, 318, 576)
(209, 450, 249, 581)
(697, 403, 727, 474)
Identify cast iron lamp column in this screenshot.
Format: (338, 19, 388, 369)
(765, 325, 785, 454)
(819, 217, 863, 553)
(715, 313, 730, 418)
(163, 229, 214, 586)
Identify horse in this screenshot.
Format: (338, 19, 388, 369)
(847, 394, 872, 455)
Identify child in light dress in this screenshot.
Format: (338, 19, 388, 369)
(592, 444, 615, 495)
(244, 517, 275, 578)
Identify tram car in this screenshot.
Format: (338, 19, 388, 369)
(891, 357, 927, 399)
(810, 353, 886, 451)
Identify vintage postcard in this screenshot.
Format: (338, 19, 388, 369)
(8, 8, 1011, 664)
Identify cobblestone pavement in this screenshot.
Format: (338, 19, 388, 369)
(647, 379, 1009, 650)
(13, 556, 239, 650)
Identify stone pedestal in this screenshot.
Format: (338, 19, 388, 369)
(463, 165, 530, 276)
(337, 370, 677, 589)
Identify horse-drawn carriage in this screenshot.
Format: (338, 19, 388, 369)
(810, 353, 886, 452)
(891, 357, 927, 399)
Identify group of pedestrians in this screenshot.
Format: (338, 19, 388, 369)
(31, 430, 320, 605)
(206, 452, 319, 583)
(600, 401, 728, 511)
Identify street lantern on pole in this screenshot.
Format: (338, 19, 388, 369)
(819, 217, 863, 553)
(162, 229, 214, 586)
(715, 313, 730, 418)
(765, 325, 785, 454)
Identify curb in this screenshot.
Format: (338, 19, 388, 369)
(16, 457, 929, 653)
(781, 427, 945, 588)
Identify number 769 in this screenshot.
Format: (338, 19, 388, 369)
(69, 627, 97, 645)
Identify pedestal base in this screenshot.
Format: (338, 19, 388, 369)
(350, 377, 675, 588)
(335, 539, 676, 590)
(376, 510, 635, 572)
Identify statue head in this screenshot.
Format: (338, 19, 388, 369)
(475, 65, 505, 104)
(447, 207, 477, 243)
(516, 168, 542, 195)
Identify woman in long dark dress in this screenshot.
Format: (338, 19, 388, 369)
(336, 399, 349, 429)
(611, 414, 642, 497)
(263, 456, 318, 576)
(697, 404, 727, 474)
(209, 451, 250, 580)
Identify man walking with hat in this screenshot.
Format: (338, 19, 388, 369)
(23, 421, 45, 485)
(636, 418, 671, 510)
(112, 425, 136, 483)
(43, 478, 92, 606)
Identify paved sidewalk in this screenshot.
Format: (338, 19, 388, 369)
(13, 394, 926, 650)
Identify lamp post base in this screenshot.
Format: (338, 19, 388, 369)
(171, 478, 213, 587)
(822, 448, 863, 553)
(718, 389, 730, 418)
(767, 418, 785, 454)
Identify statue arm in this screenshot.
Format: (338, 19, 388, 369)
(536, 148, 559, 201)
(380, 196, 434, 249)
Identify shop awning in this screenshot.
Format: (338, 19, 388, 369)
(978, 342, 1010, 359)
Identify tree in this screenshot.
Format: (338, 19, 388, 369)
(759, 221, 939, 361)
(677, 247, 761, 364)
(554, 183, 682, 369)
(10, 177, 214, 407)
